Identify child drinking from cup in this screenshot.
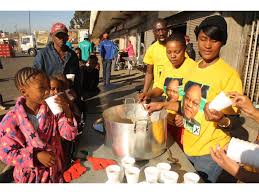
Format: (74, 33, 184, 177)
(0, 67, 78, 183)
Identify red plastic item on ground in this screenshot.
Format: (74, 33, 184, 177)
(87, 156, 117, 171)
(63, 159, 87, 183)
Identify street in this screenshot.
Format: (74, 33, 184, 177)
(0, 55, 34, 109)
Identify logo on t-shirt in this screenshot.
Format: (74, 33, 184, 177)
(157, 65, 164, 78)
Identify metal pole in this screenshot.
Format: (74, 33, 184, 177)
(29, 11, 31, 35)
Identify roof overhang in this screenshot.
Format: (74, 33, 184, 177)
(90, 11, 140, 38)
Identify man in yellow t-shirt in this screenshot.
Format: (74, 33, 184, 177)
(140, 19, 169, 98)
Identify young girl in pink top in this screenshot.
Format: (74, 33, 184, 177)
(0, 67, 78, 183)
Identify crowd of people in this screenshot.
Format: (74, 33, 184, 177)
(138, 15, 258, 183)
(0, 15, 258, 183)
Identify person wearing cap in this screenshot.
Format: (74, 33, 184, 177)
(145, 15, 242, 183)
(33, 22, 80, 96)
(78, 34, 92, 62)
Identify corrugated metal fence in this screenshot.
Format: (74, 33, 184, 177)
(243, 13, 259, 105)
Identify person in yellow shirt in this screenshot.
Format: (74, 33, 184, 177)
(138, 32, 196, 101)
(138, 32, 196, 147)
(145, 15, 243, 183)
(138, 19, 168, 100)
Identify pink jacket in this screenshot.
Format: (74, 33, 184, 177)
(124, 43, 135, 57)
(0, 96, 78, 183)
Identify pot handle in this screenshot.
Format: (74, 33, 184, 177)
(124, 98, 135, 104)
(134, 119, 149, 133)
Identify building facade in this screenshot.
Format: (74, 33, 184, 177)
(90, 11, 259, 104)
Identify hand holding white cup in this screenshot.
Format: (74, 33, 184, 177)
(45, 93, 63, 115)
(209, 91, 233, 111)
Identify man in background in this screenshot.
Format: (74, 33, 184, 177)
(99, 32, 116, 87)
(78, 34, 92, 62)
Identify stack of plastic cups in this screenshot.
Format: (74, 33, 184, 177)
(227, 137, 259, 168)
(156, 162, 171, 183)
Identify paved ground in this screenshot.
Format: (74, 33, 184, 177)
(0, 55, 258, 182)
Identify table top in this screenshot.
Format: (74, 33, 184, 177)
(72, 141, 199, 183)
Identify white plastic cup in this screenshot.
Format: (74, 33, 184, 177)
(144, 166, 159, 183)
(209, 91, 233, 111)
(105, 165, 121, 183)
(156, 162, 171, 183)
(45, 94, 63, 115)
(125, 166, 140, 183)
(183, 172, 200, 183)
(227, 137, 259, 168)
(121, 156, 135, 169)
(161, 171, 179, 183)
(66, 74, 75, 82)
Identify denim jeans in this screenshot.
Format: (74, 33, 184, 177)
(102, 59, 112, 85)
(187, 154, 223, 183)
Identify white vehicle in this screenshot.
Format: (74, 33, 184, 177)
(20, 35, 37, 56)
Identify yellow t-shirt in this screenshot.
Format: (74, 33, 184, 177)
(157, 57, 196, 125)
(143, 41, 168, 88)
(156, 57, 196, 91)
(182, 58, 243, 156)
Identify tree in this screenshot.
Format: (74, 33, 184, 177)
(70, 11, 91, 29)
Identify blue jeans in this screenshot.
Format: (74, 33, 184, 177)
(187, 154, 223, 183)
(102, 59, 112, 85)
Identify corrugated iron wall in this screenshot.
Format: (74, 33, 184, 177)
(243, 13, 259, 104)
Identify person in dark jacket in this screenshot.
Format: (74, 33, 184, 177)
(33, 22, 81, 96)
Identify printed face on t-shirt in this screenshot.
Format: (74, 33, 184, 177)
(166, 79, 180, 102)
(183, 84, 202, 120)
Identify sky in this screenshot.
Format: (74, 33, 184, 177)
(0, 11, 74, 33)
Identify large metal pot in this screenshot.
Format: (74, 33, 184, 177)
(103, 101, 168, 160)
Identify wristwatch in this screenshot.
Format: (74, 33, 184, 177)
(218, 116, 231, 128)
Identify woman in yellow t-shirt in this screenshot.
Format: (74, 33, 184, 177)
(138, 32, 196, 147)
(146, 15, 243, 183)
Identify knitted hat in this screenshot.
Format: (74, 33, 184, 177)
(194, 15, 228, 44)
